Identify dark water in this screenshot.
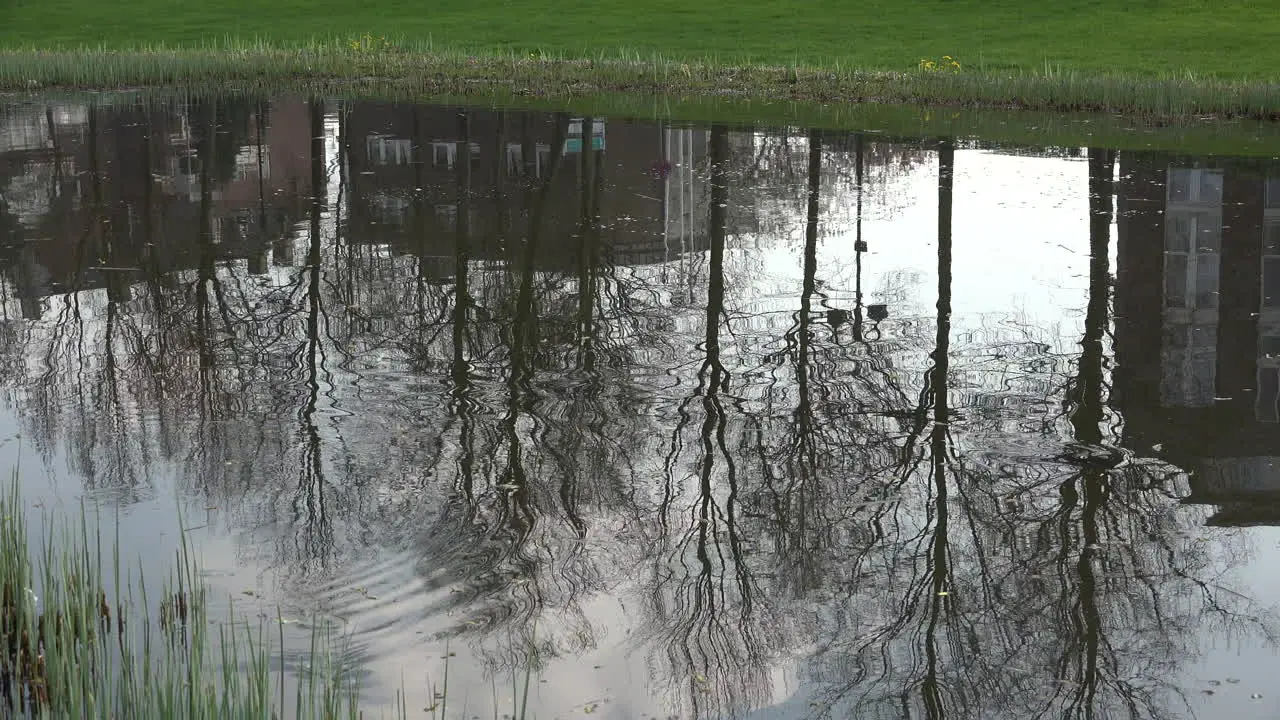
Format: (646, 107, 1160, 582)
(1, 96, 1279, 718)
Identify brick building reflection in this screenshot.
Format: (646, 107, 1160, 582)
(0, 99, 314, 318)
(342, 102, 711, 280)
(0, 101, 713, 320)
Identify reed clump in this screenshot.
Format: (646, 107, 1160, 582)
(0, 478, 372, 719)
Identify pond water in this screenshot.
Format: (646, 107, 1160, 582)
(1, 95, 1279, 718)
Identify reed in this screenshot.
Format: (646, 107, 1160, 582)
(0, 476, 373, 719)
(1, 42, 1279, 119)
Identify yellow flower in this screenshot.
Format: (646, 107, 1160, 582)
(919, 55, 961, 72)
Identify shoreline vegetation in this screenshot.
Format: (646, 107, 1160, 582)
(0, 479, 374, 719)
(0, 478, 539, 718)
(1, 43, 1279, 121)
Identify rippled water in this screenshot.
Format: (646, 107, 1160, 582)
(1, 96, 1279, 718)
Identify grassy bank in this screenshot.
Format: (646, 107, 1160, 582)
(1, 0, 1280, 117)
(1, 0, 1276, 78)
(0, 480, 370, 718)
(2, 44, 1280, 119)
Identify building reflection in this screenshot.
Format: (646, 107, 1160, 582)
(1115, 151, 1280, 525)
(0, 99, 713, 310)
(0, 98, 314, 317)
(343, 102, 711, 277)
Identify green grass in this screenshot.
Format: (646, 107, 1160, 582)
(0, 0, 1276, 80)
(0, 1, 1279, 115)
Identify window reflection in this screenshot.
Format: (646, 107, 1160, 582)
(1161, 167, 1222, 408)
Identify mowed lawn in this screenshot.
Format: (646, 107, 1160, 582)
(0, 0, 1277, 78)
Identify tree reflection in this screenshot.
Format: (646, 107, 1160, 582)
(918, 137, 955, 719)
(0, 103, 1273, 720)
(791, 143, 1278, 720)
(291, 99, 334, 574)
(643, 123, 773, 718)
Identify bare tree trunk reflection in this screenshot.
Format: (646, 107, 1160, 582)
(852, 132, 868, 344)
(194, 99, 218, 428)
(294, 100, 332, 570)
(554, 116, 602, 539)
(1056, 147, 1116, 717)
(690, 122, 732, 719)
(45, 105, 61, 179)
(249, 100, 269, 276)
(917, 137, 955, 720)
(577, 117, 599, 377)
(500, 114, 566, 536)
(785, 128, 822, 593)
(136, 109, 174, 461)
(450, 110, 478, 503)
(652, 124, 766, 719)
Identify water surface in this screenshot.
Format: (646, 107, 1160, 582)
(0, 96, 1278, 718)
